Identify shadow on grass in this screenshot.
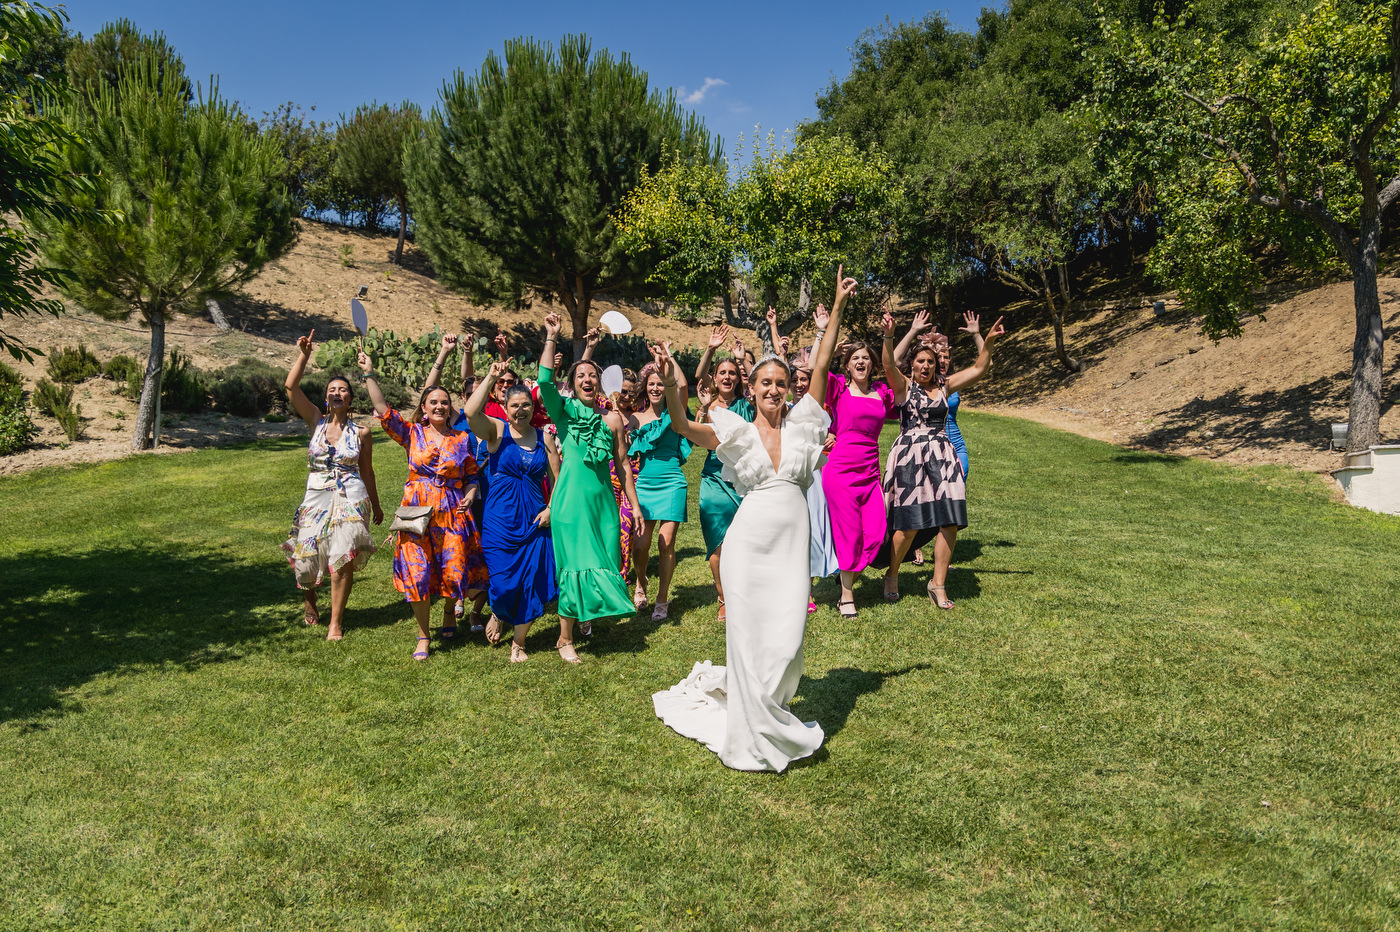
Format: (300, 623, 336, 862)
(0, 545, 399, 728)
(788, 662, 935, 766)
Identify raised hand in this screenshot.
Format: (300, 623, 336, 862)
(765, 305, 778, 331)
(834, 264, 858, 306)
(912, 309, 932, 334)
(494, 333, 510, 358)
(959, 311, 981, 335)
(442, 332, 459, 352)
(554, 351, 564, 369)
(779, 334, 791, 355)
(356, 350, 373, 374)
(707, 324, 730, 349)
(585, 327, 602, 348)
(296, 330, 315, 358)
(488, 357, 514, 382)
(985, 316, 1006, 341)
(812, 303, 830, 329)
(543, 313, 561, 340)
(696, 381, 713, 408)
(880, 309, 896, 338)
(731, 335, 744, 358)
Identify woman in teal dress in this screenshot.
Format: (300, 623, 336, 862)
(535, 313, 643, 663)
(692, 325, 754, 622)
(628, 360, 692, 621)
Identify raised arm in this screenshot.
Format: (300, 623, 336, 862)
(881, 309, 909, 405)
(534, 313, 568, 424)
(460, 330, 476, 385)
(357, 350, 390, 417)
(893, 308, 931, 366)
(284, 330, 324, 429)
(581, 327, 601, 362)
(694, 324, 728, 382)
(809, 265, 858, 407)
(959, 311, 986, 354)
(411, 332, 458, 422)
(945, 316, 1006, 394)
(463, 357, 511, 445)
(809, 304, 829, 358)
(656, 345, 718, 450)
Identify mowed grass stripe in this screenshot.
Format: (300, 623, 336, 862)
(1, 411, 1397, 930)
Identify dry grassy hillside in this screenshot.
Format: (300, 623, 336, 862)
(4, 219, 1397, 477)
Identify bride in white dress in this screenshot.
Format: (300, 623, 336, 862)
(651, 269, 858, 772)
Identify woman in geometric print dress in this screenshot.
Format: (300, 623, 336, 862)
(282, 330, 383, 641)
(358, 350, 489, 660)
(879, 309, 1004, 609)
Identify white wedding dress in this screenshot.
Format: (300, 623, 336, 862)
(653, 394, 830, 772)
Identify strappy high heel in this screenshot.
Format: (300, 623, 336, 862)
(556, 638, 581, 664)
(716, 596, 726, 623)
(928, 582, 954, 610)
(837, 599, 858, 619)
(412, 636, 430, 661)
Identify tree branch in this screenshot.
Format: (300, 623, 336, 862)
(1380, 175, 1400, 212)
(1358, 2, 1400, 152)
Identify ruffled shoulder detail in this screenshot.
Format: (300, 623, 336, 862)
(563, 401, 615, 465)
(627, 410, 692, 461)
(710, 406, 770, 496)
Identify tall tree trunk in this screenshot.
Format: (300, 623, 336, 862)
(1346, 222, 1385, 452)
(393, 192, 409, 265)
(1037, 264, 1081, 373)
(132, 309, 166, 450)
(571, 274, 590, 360)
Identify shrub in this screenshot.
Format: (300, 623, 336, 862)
(102, 354, 140, 387)
(315, 326, 466, 392)
(0, 361, 21, 390)
(45, 344, 101, 383)
(0, 384, 37, 454)
(207, 357, 285, 416)
(54, 401, 83, 441)
(160, 348, 207, 413)
(303, 371, 411, 416)
(33, 378, 73, 417)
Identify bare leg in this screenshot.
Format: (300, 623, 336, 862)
(510, 621, 531, 662)
(883, 530, 917, 599)
(441, 597, 458, 632)
(709, 546, 726, 619)
(326, 567, 352, 640)
(557, 616, 580, 664)
(409, 599, 432, 657)
(838, 570, 858, 617)
(656, 521, 678, 603)
(929, 527, 958, 609)
(633, 519, 655, 602)
(303, 588, 320, 626)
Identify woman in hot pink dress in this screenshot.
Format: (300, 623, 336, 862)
(821, 342, 894, 618)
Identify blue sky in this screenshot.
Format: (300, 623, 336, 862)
(58, 0, 989, 156)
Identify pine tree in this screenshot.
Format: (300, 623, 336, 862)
(405, 34, 720, 354)
(36, 50, 297, 449)
(335, 101, 423, 264)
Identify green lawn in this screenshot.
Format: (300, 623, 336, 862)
(1, 413, 1398, 930)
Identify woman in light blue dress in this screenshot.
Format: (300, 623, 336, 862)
(628, 361, 691, 621)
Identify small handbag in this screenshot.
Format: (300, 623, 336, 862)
(387, 504, 433, 536)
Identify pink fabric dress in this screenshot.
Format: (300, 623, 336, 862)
(820, 373, 895, 573)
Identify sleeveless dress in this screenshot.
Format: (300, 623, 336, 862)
(884, 381, 968, 542)
(946, 391, 969, 478)
(378, 408, 489, 602)
(536, 366, 635, 621)
(821, 374, 896, 573)
(698, 397, 753, 556)
(629, 410, 692, 523)
(805, 435, 840, 579)
(653, 394, 831, 772)
(481, 427, 557, 627)
(282, 417, 377, 589)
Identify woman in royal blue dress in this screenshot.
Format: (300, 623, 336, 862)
(463, 357, 561, 663)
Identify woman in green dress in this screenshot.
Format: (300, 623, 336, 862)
(536, 313, 644, 663)
(692, 324, 755, 622)
(628, 359, 692, 621)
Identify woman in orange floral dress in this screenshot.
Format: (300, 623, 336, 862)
(358, 350, 488, 660)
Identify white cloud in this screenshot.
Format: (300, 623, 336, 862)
(679, 77, 727, 105)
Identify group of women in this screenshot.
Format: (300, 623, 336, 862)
(280, 267, 1004, 771)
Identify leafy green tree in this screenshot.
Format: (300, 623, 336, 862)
(36, 53, 297, 449)
(1093, 0, 1398, 451)
(617, 132, 893, 350)
(0, 2, 92, 361)
(259, 101, 335, 219)
(335, 100, 423, 263)
(64, 17, 189, 106)
(405, 34, 721, 354)
(0, 0, 72, 110)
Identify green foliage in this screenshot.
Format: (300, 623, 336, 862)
(406, 34, 722, 340)
(334, 100, 423, 260)
(0, 0, 73, 110)
(258, 102, 336, 220)
(35, 43, 298, 448)
(0, 2, 96, 362)
(52, 396, 81, 440)
(316, 326, 461, 392)
(205, 357, 284, 416)
(0, 383, 36, 453)
(43, 343, 99, 382)
(31, 376, 71, 416)
(302, 370, 410, 416)
(159, 348, 205, 414)
(0, 360, 21, 389)
(101, 353, 139, 386)
(339, 243, 354, 267)
(63, 17, 189, 106)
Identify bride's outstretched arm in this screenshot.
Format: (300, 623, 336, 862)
(809, 265, 858, 407)
(655, 344, 718, 450)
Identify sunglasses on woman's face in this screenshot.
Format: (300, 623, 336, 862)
(498, 379, 517, 387)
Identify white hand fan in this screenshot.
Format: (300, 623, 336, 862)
(601, 365, 624, 398)
(350, 298, 369, 346)
(598, 310, 632, 335)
